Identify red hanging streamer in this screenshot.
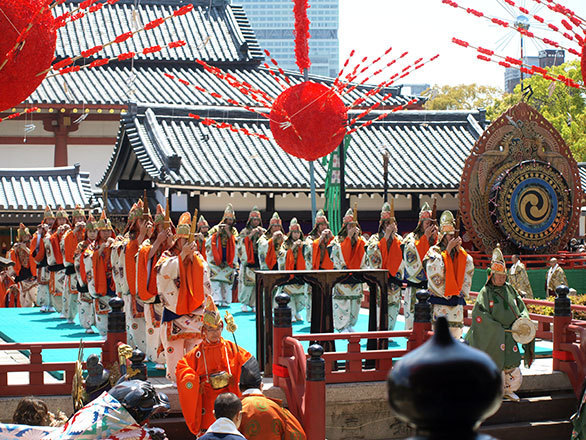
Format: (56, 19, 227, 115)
(293, 0, 311, 72)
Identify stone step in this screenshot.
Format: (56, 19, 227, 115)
(483, 392, 577, 426)
(480, 419, 573, 440)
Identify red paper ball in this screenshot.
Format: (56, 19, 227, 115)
(581, 43, 586, 87)
(0, 0, 57, 112)
(270, 81, 347, 161)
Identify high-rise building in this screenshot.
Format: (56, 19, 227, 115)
(234, 0, 339, 77)
(504, 50, 565, 93)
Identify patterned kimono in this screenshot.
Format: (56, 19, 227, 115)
(277, 240, 307, 321)
(330, 235, 367, 332)
(206, 227, 238, 307)
(75, 240, 96, 331)
(509, 261, 534, 299)
(402, 233, 431, 330)
(547, 264, 568, 296)
(31, 231, 50, 309)
(11, 245, 37, 307)
(62, 228, 84, 322)
(155, 249, 210, 382)
(424, 246, 474, 338)
(91, 240, 115, 336)
(302, 234, 333, 323)
(236, 227, 264, 310)
(366, 234, 404, 331)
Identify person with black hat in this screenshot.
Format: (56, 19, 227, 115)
(238, 357, 306, 440)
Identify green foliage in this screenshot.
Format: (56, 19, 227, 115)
(526, 295, 586, 320)
(487, 60, 586, 162)
(423, 83, 503, 111)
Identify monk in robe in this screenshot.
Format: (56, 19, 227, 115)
(330, 208, 367, 333)
(258, 213, 284, 271)
(176, 297, 251, 436)
(195, 215, 210, 260)
(402, 202, 438, 330)
(237, 207, 264, 312)
(32, 207, 55, 312)
(509, 254, 533, 299)
(366, 202, 404, 331)
(239, 356, 306, 440)
(155, 211, 209, 382)
(303, 210, 333, 323)
(11, 224, 36, 307)
(75, 214, 98, 333)
(277, 218, 306, 322)
(46, 206, 70, 315)
(466, 246, 535, 401)
(424, 210, 474, 339)
(91, 212, 116, 336)
(61, 205, 86, 322)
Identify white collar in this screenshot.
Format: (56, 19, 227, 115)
(205, 417, 245, 437)
(242, 388, 262, 396)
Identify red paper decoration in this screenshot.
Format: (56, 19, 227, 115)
(0, 0, 57, 112)
(269, 81, 347, 161)
(581, 44, 586, 86)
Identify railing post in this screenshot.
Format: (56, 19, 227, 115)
(304, 344, 325, 440)
(127, 348, 148, 381)
(553, 285, 572, 371)
(273, 292, 292, 388)
(102, 297, 126, 368)
(407, 289, 432, 351)
(29, 345, 43, 386)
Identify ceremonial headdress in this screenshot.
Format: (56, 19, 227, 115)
(197, 215, 209, 227)
(55, 206, 68, 220)
(43, 206, 55, 220)
(85, 213, 98, 232)
(153, 204, 165, 225)
(490, 244, 507, 276)
(220, 203, 236, 223)
(174, 212, 192, 240)
(265, 212, 284, 237)
(97, 211, 113, 231)
(16, 223, 31, 243)
(438, 210, 456, 242)
(419, 202, 433, 221)
(246, 206, 262, 228)
(339, 207, 361, 238)
(72, 204, 85, 219)
(287, 217, 304, 240)
(203, 296, 222, 329)
(239, 357, 262, 389)
(309, 209, 329, 237)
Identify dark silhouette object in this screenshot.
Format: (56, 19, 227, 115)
(108, 380, 170, 425)
(387, 316, 502, 439)
(84, 353, 111, 404)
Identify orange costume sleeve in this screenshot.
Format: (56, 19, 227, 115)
(442, 248, 469, 297)
(265, 239, 277, 270)
(240, 394, 307, 440)
(312, 238, 334, 270)
(9, 249, 21, 276)
(378, 236, 403, 277)
(340, 236, 366, 269)
(63, 231, 79, 265)
(137, 245, 157, 301)
(49, 231, 64, 265)
(125, 239, 139, 296)
(197, 240, 207, 261)
(92, 244, 112, 296)
(414, 234, 430, 262)
(177, 339, 252, 435)
(285, 247, 305, 271)
(211, 233, 236, 267)
(30, 233, 45, 265)
(176, 253, 205, 315)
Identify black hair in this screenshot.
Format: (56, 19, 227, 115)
(214, 393, 242, 420)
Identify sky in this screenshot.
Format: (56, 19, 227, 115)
(338, 0, 585, 90)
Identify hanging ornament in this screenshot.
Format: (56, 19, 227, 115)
(0, 0, 57, 112)
(270, 82, 347, 161)
(581, 43, 586, 86)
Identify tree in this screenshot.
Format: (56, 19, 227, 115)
(487, 60, 586, 162)
(423, 84, 503, 111)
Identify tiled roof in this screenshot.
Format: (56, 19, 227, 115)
(99, 105, 486, 192)
(0, 165, 92, 211)
(90, 190, 160, 216)
(28, 65, 415, 109)
(54, 1, 263, 65)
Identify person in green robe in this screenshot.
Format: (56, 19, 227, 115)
(465, 245, 535, 401)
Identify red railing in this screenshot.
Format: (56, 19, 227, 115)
(0, 340, 105, 396)
(467, 251, 586, 269)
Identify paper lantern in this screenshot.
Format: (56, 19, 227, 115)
(270, 81, 347, 161)
(0, 0, 57, 112)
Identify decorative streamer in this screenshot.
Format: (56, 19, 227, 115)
(293, 0, 311, 72)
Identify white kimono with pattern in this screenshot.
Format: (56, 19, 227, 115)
(330, 236, 367, 332)
(75, 241, 96, 331)
(366, 234, 404, 331)
(277, 241, 307, 321)
(236, 227, 264, 308)
(206, 226, 238, 306)
(402, 232, 430, 330)
(43, 232, 64, 312)
(424, 246, 474, 339)
(155, 250, 210, 381)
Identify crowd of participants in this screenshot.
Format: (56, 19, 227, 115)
(0, 199, 574, 413)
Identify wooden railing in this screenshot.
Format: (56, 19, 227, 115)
(0, 341, 105, 396)
(467, 251, 586, 269)
(0, 297, 127, 397)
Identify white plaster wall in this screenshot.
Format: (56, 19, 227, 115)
(0, 144, 54, 168)
(69, 120, 120, 137)
(68, 144, 115, 185)
(348, 194, 412, 212)
(274, 192, 326, 211)
(0, 118, 52, 137)
(420, 194, 459, 211)
(199, 192, 267, 211)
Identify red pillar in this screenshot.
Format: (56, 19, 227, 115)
(43, 115, 78, 167)
(304, 344, 326, 440)
(273, 293, 292, 389)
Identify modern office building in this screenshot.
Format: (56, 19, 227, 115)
(504, 50, 565, 93)
(234, 0, 339, 77)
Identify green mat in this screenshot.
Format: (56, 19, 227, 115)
(0, 304, 552, 380)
